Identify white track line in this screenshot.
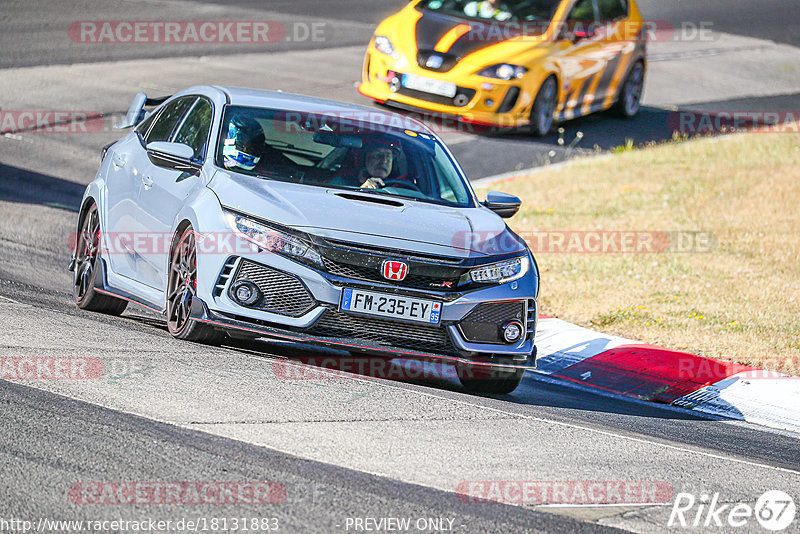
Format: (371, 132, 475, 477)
(371, 379, 800, 477)
(260, 355, 800, 475)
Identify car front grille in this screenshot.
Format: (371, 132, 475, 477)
(317, 239, 468, 292)
(457, 300, 526, 343)
(416, 50, 459, 72)
(322, 258, 462, 291)
(395, 86, 477, 108)
(307, 306, 458, 355)
(231, 259, 316, 317)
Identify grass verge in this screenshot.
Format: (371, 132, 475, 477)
(477, 129, 800, 375)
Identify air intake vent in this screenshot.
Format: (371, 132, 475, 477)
(213, 257, 238, 297)
(334, 193, 405, 207)
(457, 301, 525, 343)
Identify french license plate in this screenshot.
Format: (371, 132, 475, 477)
(340, 288, 441, 324)
(401, 73, 457, 98)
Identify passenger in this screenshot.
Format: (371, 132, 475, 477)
(463, 0, 513, 21)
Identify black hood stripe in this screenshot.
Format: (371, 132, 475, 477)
(415, 12, 456, 50)
(414, 12, 527, 60)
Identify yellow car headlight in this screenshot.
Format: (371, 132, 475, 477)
(374, 36, 399, 59)
(478, 64, 528, 80)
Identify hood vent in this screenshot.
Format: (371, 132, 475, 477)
(334, 192, 405, 207)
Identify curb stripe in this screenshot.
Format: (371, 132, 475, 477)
(533, 317, 800, 432)
(551, 344, 753, 403)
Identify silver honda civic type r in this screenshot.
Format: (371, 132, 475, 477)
(70, 85, 539, 394)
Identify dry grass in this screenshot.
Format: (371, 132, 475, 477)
(477, 129, 800, 374)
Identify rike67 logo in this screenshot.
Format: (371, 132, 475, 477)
(669, 490, 796, 531)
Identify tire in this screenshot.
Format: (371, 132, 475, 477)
(612, 61, 645, 118)
(529, 76, 558, 137)
(456, 359, 525, 394)
(73, 203, 128, 315)
(166, 226, 222, 344)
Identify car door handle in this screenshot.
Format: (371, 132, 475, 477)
(142, 175, 154, 190)
(112, 154, 126, 168)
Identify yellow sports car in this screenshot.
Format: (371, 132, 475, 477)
(359, 0, 647, 135)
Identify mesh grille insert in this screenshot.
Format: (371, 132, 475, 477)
(458, 301, 525, 343)
(231, 260, 316, 317)
(308, 307, 457, 355)
(395, 86, 477, 107)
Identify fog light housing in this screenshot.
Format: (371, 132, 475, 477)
(502, 321, 524, 343)
(231, 281, 260, 306)
(453, 94, 470, 107)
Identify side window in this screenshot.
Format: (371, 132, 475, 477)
(597, 0, 627, 21)
(566, 0, 596, 22)
(172, 98, 213, 159)
(144, 97, 195, 144)
(134, 110, 159, 139)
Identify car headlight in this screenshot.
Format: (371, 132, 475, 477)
(469, 256, 529, 284)
(374, 36, 399, 59)
(478, 64, 528, 80)
(224, 211, 323, 267)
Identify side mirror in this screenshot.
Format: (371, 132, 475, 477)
(572, 27, 597, 41)
(484, 190, 522, 219)
(557, 22, 597, 43)
(145, 141, 200, 174)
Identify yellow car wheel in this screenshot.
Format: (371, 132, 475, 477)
(613, 61, 645, 119)
(529, 76, 557, 137)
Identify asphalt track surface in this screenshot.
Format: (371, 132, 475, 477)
(1, 1, 800, 532)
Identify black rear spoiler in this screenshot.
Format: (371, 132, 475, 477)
(114, 92, 172, 129)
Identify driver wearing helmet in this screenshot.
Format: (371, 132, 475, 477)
(222, 115, 265, 171)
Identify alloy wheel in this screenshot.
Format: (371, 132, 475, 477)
(74, 206, 100, 302)
(167, 229, 198, 334)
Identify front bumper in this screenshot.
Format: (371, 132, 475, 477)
(359, 50, 534, 129)
(200, 253, 538, 370)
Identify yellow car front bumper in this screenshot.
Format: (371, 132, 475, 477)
(360, 49, 535, 129)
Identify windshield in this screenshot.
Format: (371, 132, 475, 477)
(418, 0, 561, 23)
(216, 106, 475, 208)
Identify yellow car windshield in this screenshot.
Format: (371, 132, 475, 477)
(418, 0, 561, 23)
